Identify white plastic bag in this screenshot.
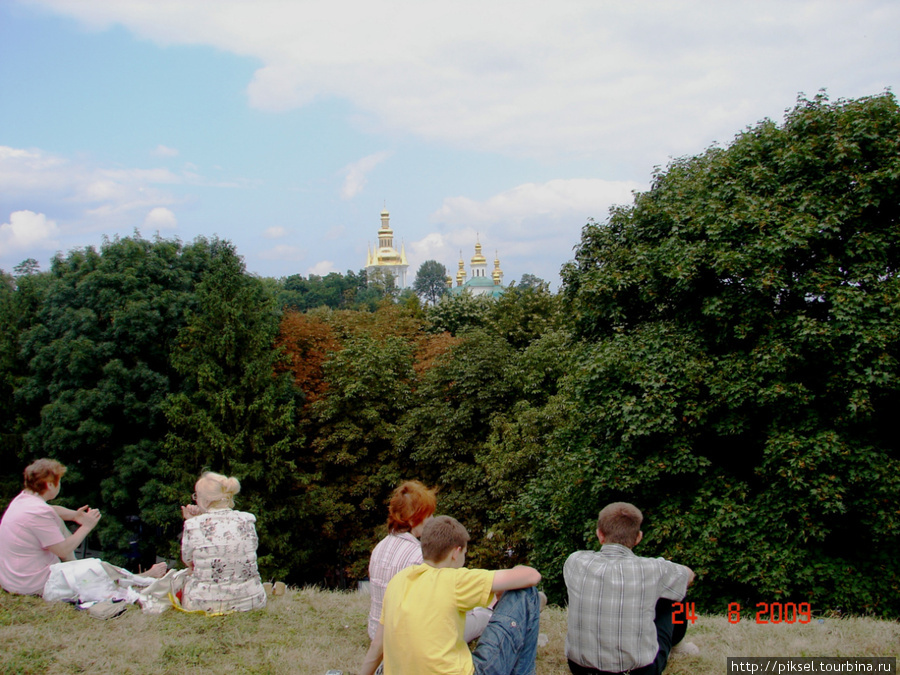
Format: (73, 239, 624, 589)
(43, 558, 117, 603)
(42, 559, 158, 604)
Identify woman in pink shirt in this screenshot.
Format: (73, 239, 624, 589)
(0, 458, 164, 595)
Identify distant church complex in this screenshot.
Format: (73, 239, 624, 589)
(364, 208, 505, 298)
(365, 209, 409, 288)
(448, 240, 504, 298)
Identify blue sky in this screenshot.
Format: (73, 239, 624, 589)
(2, 0, 898, 288)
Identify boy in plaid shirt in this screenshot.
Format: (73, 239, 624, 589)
(564, 502, 695, 675)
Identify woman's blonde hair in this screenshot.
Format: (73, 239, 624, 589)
(194, 471, 241, 510)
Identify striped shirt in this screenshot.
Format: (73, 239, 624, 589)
(367, 532, 423, 639)
(564, 544, 691, 672)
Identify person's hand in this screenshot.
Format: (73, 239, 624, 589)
(181, 504, 203, 520)
(78, 507, 101, 531)
(71, 505, 92, 525)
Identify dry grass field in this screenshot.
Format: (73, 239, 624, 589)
(1, 587, 897, 675)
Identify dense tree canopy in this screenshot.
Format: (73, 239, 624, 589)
(277, 269, 374, 311)
(305, 334, 416, 582)
(424, 292, 492, 335)
(0, 271, 21, 497)
(154, 241, 304, 578)
(1, 92, 898, 618)
(514, 273, 547, 291)
(12, 236, 220, 565)
(525, 92, 900, 615)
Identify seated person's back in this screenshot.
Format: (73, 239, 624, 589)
(383, 562, 494, 673)
(367, 480, 436, 639)
(565, 502, 694, 675)
(180, 472, 266, 613)
(361, 514, 543, 675)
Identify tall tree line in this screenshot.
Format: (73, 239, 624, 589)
(1, 92, 898, 616)
(522, 92, 900, 615)
(0, 234, 560, 587)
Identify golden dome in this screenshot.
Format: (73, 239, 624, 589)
(470, 240, 486, 266)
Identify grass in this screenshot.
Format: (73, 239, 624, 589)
(1, 588, 897, 675)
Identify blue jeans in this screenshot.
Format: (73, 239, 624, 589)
(472, 586, 541, 675)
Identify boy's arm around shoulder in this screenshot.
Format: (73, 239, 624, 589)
(491, 564, 541, 592)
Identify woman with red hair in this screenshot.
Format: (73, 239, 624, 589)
(366, 480, 437, 639)
(366, 480, 493, 652)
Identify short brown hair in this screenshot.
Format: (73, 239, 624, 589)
(387, 480, 437, 533)
(597, 502, 643, 547)
(420, 515, 469, 563)
(24, 458, 66, 494)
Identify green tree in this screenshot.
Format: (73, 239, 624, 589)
(412, 260, 449, 306)
(479, 329, 575, 566)
(0, 270, 22, 501)
(424, 292, 492, 335)
(486, 282, 561, 349)
(514, 273, 547, 291)
(0, 261, 52, 501)
(366, 267, 400, 302)
(304, 333, 416, 585)
(343, 269, 376, 309)
(13, 259, 40, 276)
(14, 235, 219, 566)
(525, 92, 900, 615)
(157, 240, 304, 581)
(398, 329, 516, 568)
(274, 269, 376, 312)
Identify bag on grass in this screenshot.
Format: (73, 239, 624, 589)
(43, 559, 118, 603)
(136, 568, 189, 615)
(43, 558, 159, 604)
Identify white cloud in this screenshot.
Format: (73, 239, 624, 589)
(409, 232, 449, 261)
(307, 260, 336, 276)
(24, 1, 900, 164)
(0, 145, 257, 237)
(432, 178, 644, 236)
(0, 210, 61, 251)
(0, 145, 181, 223)
(152, 144, 179, 157)
(408, 232, 477, 280)
(0, 146, 71, 194)
(144, 206, 177, 230)
(258, 244, 304, 261)
(413, 178, 646, 287)
(340, 151, 392, 200)
(264, 226, 287, 239)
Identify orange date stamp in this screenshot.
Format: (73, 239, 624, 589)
(671, 602, 813, 625)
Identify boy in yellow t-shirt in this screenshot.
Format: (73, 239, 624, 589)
(359, 515, 542, 675)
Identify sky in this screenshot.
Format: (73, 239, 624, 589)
(1, 1, 898, 289)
